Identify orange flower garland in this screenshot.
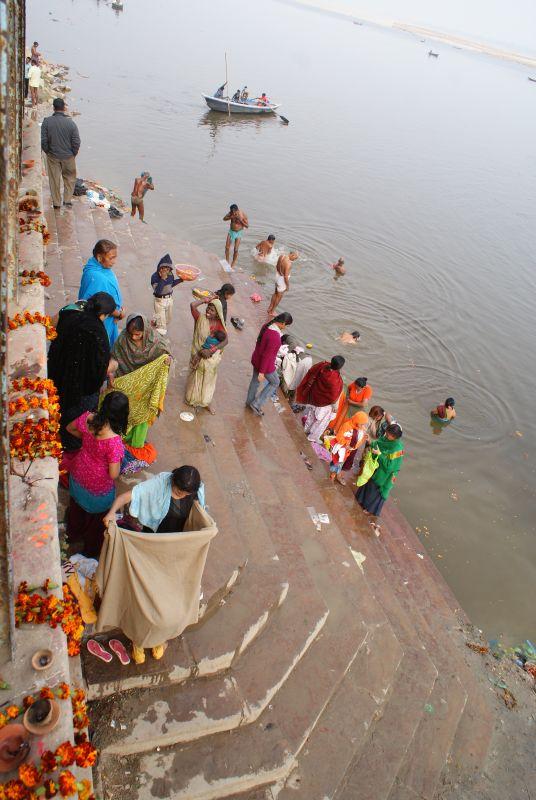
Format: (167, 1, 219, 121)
(8, 312, 57, 341)
(15, 583, 84, 657)
(20, 270, 52, 288)
(9, 378, 62, 462)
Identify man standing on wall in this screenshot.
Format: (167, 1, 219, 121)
(41, 98, 81, 209)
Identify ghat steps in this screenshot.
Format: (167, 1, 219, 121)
(43, 191, 496, 800)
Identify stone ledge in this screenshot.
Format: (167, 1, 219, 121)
(0, 117, 79, 780)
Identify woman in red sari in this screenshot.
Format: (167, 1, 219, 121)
(296, 356, 345, 441)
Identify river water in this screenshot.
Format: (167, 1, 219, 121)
(28, 0, 536, 643)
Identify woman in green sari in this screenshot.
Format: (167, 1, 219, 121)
(355, 423, 404, 529)
(110, 314, 171, 448)
(185, 298, 228, 414)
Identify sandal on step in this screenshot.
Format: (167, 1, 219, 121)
(87, 639, 112, 663)
(109, 639, 131, 665)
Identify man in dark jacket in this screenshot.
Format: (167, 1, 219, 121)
(41, 98, 81, 209)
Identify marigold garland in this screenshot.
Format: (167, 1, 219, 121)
(14, 583, 83, 658)
(8, 312, 57, 341)
(20, 270, 52, 288)
(9, 378, 62, 462)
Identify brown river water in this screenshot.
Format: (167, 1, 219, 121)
(28, 0, 536, 643)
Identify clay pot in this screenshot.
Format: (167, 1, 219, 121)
(0, 724, 31, 773)
(31, 649, 54, 671)
(23, 698, 60, 735)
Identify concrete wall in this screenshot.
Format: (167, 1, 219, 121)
(0, 0, 26, 664)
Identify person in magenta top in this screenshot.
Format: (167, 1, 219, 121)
(246, 312, 293, 417)
(65, 391, 128, 558)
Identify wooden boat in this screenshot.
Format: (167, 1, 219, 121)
(528, 77, 536, 82)
(202, 94, 281, 114)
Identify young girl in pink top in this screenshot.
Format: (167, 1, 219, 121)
(66, 391, 128, 558)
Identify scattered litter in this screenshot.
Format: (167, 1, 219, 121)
(271, 555, 279, 561)
(231, 317, 244, 330)
(179, 412, 195, 422)
(424, 703, 434, 714)
(318, 513, 330, 525)
(488, 677, 508, 689)
(417, 553, 424, 559)
(311, 441, 331, 462)
(250, 293, 262, 303)
(306, 506, 321, 530)
(86, 189, 110, 210)
(514, 430, 523, 437)
(219, 259, 234, 273)
(349, 548, 366, 573)
(306, 343, 313, 349)
(108, 205, 122, 219)
(120, 724, 127, 731)
(300, 451, 313, 470)
(110, 720, 117, 728)
(466, 642, 489, 655)
(342, 561, 350, 568)
(203, 434, 215, 446)
(500, 687, 517, 709)
(449, 490, 459, 501)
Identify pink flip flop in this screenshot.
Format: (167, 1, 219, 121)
(109, 639, 131, 666)
(87, 639, 112, 662)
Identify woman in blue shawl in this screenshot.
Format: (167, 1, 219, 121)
(79, 239, 124, 346)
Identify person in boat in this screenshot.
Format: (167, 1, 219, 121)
(432, 397, 456, 421)
(240, 86, 249, 102)
(297, 356, 345, 442)
(223, 203, 249, 268)
(232, 89, 241, 102)
(267, 251, 299, 316)
(256, 234, 276, 259)
(214, 82, 226, 98)
(257, 92, 269, 106)
(355, 423, 404, 531)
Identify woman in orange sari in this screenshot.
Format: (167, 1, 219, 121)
(329, 411, 368, 485)
(331, 376, 373, 433)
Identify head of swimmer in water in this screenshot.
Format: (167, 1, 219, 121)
(351, 331, 360, 341)
(337, 257, 345, 265)
(445, 397, 455, 408)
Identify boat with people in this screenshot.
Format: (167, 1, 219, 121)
(202, 94, 281, 115)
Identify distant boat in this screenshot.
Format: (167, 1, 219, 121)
(428, 50, 439, 58)
(202, 94, 281, 114)
(111, 1, 123, 8)
(528, 76, 536, 82)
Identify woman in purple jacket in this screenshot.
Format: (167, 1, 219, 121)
(246, 312, 293, 416)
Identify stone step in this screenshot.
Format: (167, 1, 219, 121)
(84, 561, 288, 701)
(93, 567, 328, 759)
(334, 648, 438, 800)
(101, 572, 396, 800)
(276, 622, 404, 800)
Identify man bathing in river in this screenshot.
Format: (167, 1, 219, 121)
(131, 171, 154, 223)
(256, 234, 276, 259)
(223, 203, 249, 267)
(332, 257, 346, 276)
(268, 251, 299, 316)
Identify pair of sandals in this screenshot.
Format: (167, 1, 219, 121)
(87, 638, 130, 665)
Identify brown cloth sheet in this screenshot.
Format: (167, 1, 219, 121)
(94, 503, 217, 648)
